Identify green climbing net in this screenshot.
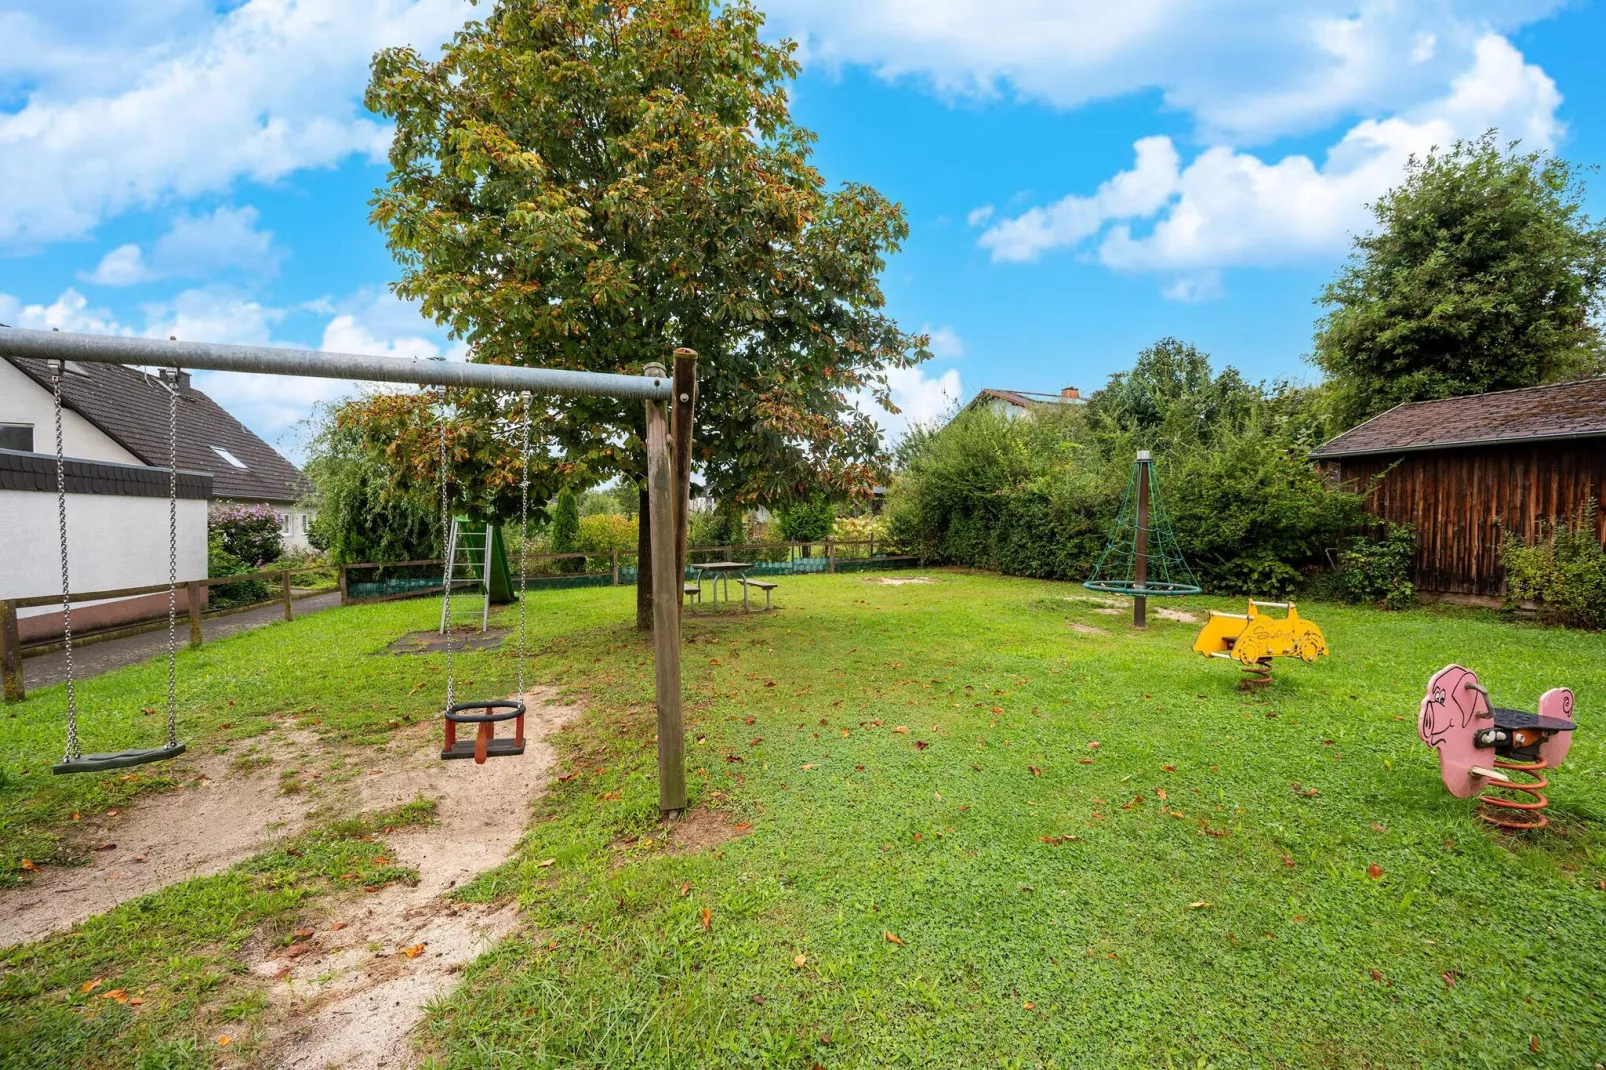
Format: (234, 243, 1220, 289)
(1084, 454, 1201, 596)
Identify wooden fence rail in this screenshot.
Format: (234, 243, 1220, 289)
(3, 539, 915, 702)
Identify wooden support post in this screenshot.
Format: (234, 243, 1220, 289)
(186, 581, 203, 647)
(671, 349, 697, 620)
(1, 600, 24, 703)
(1134, 450, 1150, 629)
(827, 539, 836, 573)
(645, 363, 686, 816)
(338, 565, 350, 607)
(282, 570, 293, 621)
(611, 548, 620, 586)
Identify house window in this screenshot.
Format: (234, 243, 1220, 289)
(212, 446, 249, 470)
(300, 513, 311, 533)
(0, 424, 33, 452)
(279, 512, 292, 535)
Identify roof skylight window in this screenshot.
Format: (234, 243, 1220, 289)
(211, 446, 248, 470)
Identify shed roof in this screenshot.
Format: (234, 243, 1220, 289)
(6, 356, 310, 503)
(1310, 378, 1606, 459)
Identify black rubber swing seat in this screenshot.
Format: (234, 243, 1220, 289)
(52, 743, 187, 776)
(441, 700, 527, 762)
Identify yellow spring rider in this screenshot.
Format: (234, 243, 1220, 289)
(1192, 601, 1328, 687)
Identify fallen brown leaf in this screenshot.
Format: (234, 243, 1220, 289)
(884, 931, 904, 946)
(81, 978, 103, 994)
(701, 908, 712, 931)
(1367, 863, 1383, 880)
(679, 881, 691, 898)
(793, 954, 807, 968)
(1029, 766, 1041, 777)
(19, 859, 37, 872)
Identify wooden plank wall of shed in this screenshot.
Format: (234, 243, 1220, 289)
(1330, 441, 1606, 595)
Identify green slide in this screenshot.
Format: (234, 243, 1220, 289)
(455, 518, 516, 604)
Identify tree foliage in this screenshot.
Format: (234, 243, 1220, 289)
(364, 0, 927, 509)
(303, 400, 447, 564)
(1314, 133, 1606, 426)
(888, 340, 1366, 595)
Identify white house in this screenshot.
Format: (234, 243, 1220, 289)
(1, 356, 315, 643)
(963, 386, 1085, 420)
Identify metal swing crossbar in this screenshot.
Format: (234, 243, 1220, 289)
(3, 327, 686, 806)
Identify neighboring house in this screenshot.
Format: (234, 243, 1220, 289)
(1, 356, 315, 643)
(1311, 378, 1606, 597)
(964, 386, 1084, 420)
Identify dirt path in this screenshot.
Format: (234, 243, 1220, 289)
(0, 740, 316, 948)
(260, 688, 578, 1069)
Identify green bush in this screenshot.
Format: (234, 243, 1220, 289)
(690, 502, 749, 553)
(1327, 524, 1418, 609)
(885, 340, 1365, 596)
(1503, 503, 1606, 629)
(549, 489, 582, 573)
(207, 538, 270, 610)
(775, 498, 835, 551)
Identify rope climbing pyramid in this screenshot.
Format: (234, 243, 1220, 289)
(1084, 450, 1200, 626)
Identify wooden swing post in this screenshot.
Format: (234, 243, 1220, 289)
(645, 361, 686, 817)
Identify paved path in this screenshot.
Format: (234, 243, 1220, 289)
(22, 591, 343, 693)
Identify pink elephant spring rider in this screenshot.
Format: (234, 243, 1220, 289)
(1418, 665, 1577, 830)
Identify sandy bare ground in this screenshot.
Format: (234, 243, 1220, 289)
(1068, 622, 1108, 635)
(1154, 607, 1201, 623)
(260, 688, 578, 1070)
(867, 576, 934, 586)
(0, 735, 317, 948)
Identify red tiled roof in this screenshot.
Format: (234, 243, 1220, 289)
(1310, 378, 1606, 459)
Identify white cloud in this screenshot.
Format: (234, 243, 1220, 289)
(980, 136, 1179, 263)
(857, 364, 963, 445)
(152, 206, 280, 277)
(84, 243, 155, 286)
(924, 324, 966, 360)
(966, 205, 995, 227)
(766, 0, 1560, 142)
(1161, 270, 1225, 303)
(0, 287, 129, 333)
(980, 35, 1563, 283)
(81, 205, 280, 286)
(0, 0, 474, 246)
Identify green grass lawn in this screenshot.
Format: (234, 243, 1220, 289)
(3, 570, 1605, 1068)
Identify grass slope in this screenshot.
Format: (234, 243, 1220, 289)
(433, 573, 1606, 1069)
(2, 572, 1603, 1067)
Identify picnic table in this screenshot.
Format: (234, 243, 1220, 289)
(691, 561, 752, 610)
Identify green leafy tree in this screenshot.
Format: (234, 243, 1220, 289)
(1314, 133, 1606, 426)
(775, 496, 833, 556)
(549, 487, 583, 572)
(366, 0, 928, 626)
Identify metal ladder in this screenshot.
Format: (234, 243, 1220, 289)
(440, 518, 492, 634)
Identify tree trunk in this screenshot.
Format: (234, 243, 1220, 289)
(636, 485, 653, 631)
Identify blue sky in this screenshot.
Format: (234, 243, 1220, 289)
(2, 0, 1603, 459)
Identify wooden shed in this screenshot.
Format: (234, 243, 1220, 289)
(1310, 379, 1606, 597)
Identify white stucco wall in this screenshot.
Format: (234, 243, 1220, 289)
(1, 489, 209, 621)
(0, 360, 141, 463)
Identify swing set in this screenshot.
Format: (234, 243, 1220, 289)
(2, 327, 695, 816)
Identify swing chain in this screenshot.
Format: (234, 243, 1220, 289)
(438, 387, 454, 711)
(518, 391, 531, 698)
(161, 368, 181, 749)
(50, 363, 79, 762)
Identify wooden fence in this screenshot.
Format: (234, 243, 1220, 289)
(1, 539, 917, 702)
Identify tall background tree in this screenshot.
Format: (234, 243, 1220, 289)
(364, 0, 928, 626)
(1314, 132, 1606, 428)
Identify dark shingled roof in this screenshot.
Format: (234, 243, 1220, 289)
(1311, 378, 1606, 460)
(6, 356, 310, 503)
(0, 447, 212, 499)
